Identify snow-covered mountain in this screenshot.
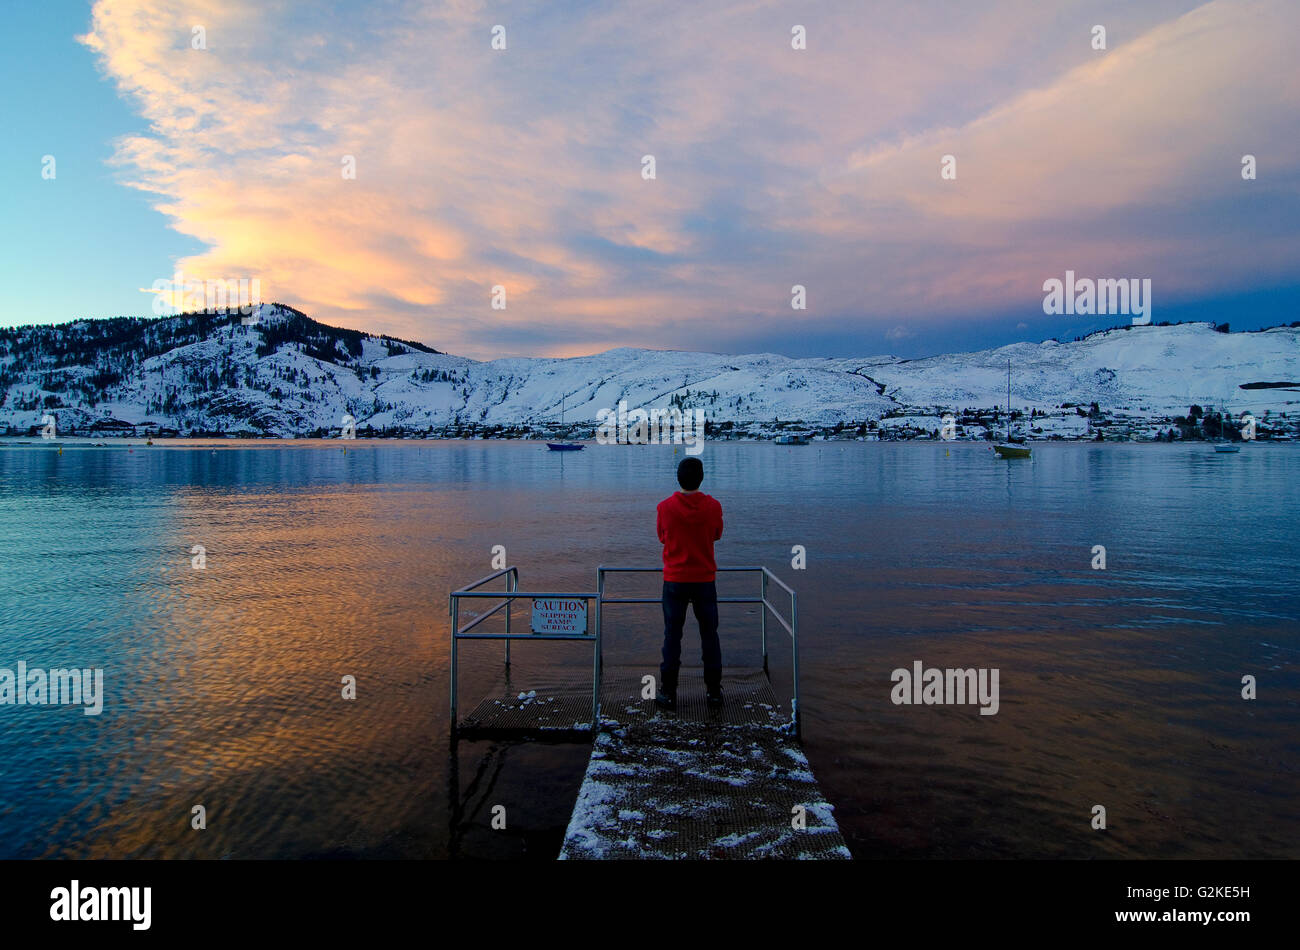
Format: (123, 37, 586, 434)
(1, 303, 1297, 439)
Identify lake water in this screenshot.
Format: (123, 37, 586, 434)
(0, 439, 1296, 859)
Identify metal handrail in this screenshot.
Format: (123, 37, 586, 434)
(599, 596, 768, 604)
(452, 565, 519, 595)
(449, 568, 600, 735)
(449, 566, 519, 648)
(595, 565, 801, 735)
(450, 565, 800, 738)
(454, 597, 513, 635)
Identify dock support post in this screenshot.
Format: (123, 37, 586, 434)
(504, 569, 514, 668)
(450, 596, 459, 733)
(791, 589, 800, 739)
(596, 569, 605, 677)
(591, 590, 601, 736)
(760, 570, 769, 676)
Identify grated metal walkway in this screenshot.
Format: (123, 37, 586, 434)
(456, 668, 788, 735)
(456, 666, 851, 858)
(457, 674, 596, 735)
(558, 669, 851, 860)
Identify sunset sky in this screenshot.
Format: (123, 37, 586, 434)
(2, 0, 1298, 359)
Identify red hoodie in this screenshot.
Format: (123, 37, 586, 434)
(657, 491, 724, 582)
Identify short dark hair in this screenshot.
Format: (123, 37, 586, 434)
(677, 456, 703, 491)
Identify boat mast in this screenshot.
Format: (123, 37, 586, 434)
(1006, 359, 1011, 442)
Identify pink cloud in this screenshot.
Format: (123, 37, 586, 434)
(78, 0, 1300, 357)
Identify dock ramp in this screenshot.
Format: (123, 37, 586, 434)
(449, 566, 851, 859)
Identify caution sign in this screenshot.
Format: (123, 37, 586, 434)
(531, 597, 588, 635)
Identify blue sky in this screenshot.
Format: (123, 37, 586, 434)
(0, 2, 201, 324)
(1, 0, 1297, 361)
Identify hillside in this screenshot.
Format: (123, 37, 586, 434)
(1, 303, 1297, 440)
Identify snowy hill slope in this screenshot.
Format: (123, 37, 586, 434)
(836, 323, 1300, 416)
(1, 303, 1296, 437)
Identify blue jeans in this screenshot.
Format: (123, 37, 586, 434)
(660, 581, 721, 695)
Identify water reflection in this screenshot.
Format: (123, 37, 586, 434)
(0, 439, 1295, 858)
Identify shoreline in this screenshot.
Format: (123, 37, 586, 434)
(0, 435, 1290, 446)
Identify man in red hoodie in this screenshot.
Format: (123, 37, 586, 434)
(655, 455, 724, 711)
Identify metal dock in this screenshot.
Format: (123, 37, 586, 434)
(449, 566, 851, 859)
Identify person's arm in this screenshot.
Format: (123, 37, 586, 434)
(715, 502, 724, 540)
(657, 505, 666, 544)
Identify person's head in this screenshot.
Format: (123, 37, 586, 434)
(676, 456, 704, 492)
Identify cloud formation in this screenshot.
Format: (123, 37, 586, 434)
(79, 0, 1300, 358)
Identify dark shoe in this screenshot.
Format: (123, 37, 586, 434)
(654, 692, 677, 711)
(706, 689, 723, 708)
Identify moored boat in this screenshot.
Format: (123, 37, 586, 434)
(994, 359, 1031, 460)
(546, 393, 585, 451)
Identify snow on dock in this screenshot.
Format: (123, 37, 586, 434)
(451, 566, 847, 858)
(559, 672, 851, 859)
(456, 676, 596, 734)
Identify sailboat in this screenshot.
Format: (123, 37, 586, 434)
(1212, 407, 1242, 452)
(993, 359, 1031, 459)
(546, 393, 584, 451)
